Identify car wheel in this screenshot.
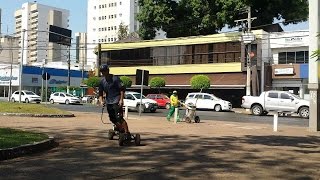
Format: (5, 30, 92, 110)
(65, 99, 70, 105)
(50, 99, 54, 104)
(299, 107, 309, 119)
(251, 104, 263, 116)
(165, 103, 171, 109)
(11, 98, 15, 102)
(150, 109, 156, 113)
(25, 98, 29, 103)
(136, 104, 145, 113)
(194, 116, 200, 123)
(214, 104, 222, 112)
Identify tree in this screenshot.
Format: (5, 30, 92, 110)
(190, 75, 210, 90)
(150, 77, 166, 92)
(120, 76, 133, 88)
(137, 0, 308, 39)
(118, 22, 129, 40)
(85, 76, 101, 88)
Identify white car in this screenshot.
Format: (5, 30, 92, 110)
(241, 91, 309, 118)
(10, 90, 41, 103)
(185, 92, 232, 111)
(124, 91, 158, 112)
(49, 92, 81, 105)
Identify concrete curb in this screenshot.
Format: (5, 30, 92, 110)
(0, 137, 57, 161)
(0, 113, 75, 118)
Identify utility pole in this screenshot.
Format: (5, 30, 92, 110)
(19, 29, 26, 103)
(67, 46, 71, 94)
(308, 0, 320, 132)
(8, 37, 13, 101)
(235, 6, 256, 96)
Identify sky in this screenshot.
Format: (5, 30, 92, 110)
(0, 0, 309, 36)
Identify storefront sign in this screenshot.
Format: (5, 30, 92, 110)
(0, 76, 18, 81)
(49, 79, 67, 85)
(275, 68, 294, 75)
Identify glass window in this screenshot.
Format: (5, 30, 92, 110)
(278, 52, 286, 64)
(25, 91, 36, 95)
(108, 27, 110, 31)
(148, 95, 156, 99)
(296, 51, 305, 63)
(287, 52, 295, 64)
(115, 2, 117, 6)
(194, 94, 203, 99)
(99, 5, 101, 8)
(120, 2, 122, 5)
(305, 51, 309, 63)
(60, 94, 65, 97)
(94, 6, 96, 9)
(99, 17, 101, 20)
(54, 93, 59, 96)
(280, 93, 291, 99)
(268, 92, 278, 98)
(204, 95, 211, 99)
(115, 14, 117, 18)
(14, 92, 19, 95)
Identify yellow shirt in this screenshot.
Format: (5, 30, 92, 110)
(170, 95, 179, 107)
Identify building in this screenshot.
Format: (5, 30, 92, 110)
(269, 30, 310, 99)
(14, 2, 70, 65)
(87, 0, 139, 68)
(96, 30, 270, 107)
(0, 36, 19, 64)
(75, 32, 87, 65)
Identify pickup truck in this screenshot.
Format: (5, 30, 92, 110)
(241, 91, 309, 118)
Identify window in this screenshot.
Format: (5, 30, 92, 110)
(119, 13, 122, 17)
(111, 15, 114, 18)
(53, 93, 59, 97)
(111, 27, 113, 30)
(194, 94, 203, 99)
(109, 15, 111, 19)
(111, 38, 114, 41)
(99, 39, 101, 42)
(115, 2, 117, 6)
(108, 27, 111, 31)
(108, 38, 110, 42)
(93, 28, 96, 31)
(60, 94, 65, 97)
(268, 93, 278, 99)
(93, 17, 96, 20)
(102, 5, 105, 8)
(99, 5, 101, 8)
(280, 93, 291, 99)
(204, 95, 211, 100)
(94, 6, 96, 9)
(278, 51, 309, 64)
(99, 17, 101, 20)
(114, 26, 117, 30)
(114, 14, 117, 18)
(98, 28, 101, 31)
(120, 2, 122, 5)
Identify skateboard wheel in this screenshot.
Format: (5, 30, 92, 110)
(185, 117, 191, 123)
(135, 134, 141, 146)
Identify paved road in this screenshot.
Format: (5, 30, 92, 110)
(51, 104, 308, 127)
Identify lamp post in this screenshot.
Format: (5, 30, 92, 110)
(18, 29, 26, 103)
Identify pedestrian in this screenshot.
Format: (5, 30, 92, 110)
(98, 64, 131, 139)
(166, 90, 180, 121)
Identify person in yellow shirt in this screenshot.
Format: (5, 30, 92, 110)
(166, 90, 180, 121)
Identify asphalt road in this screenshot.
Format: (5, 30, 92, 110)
(51, 103, 308, 127)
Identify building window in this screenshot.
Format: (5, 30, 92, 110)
(278, 51, 309, 64)
(111, 27, 113, 30)
(114, 26, 117, 30)
(93, 17, 96, 20)
(111, 15, 114, 18)
(108, 27, 111, 31)
(102, 5, 105, 8)
(120, 2, 122, 5)
(114, 14, 117, 18)
(115, 2, 117, 6)
(111, 38, 114, 42)
(99, 17, 101, 20)
(98, 28, 101, 31)
(99, 39, 101, 42)
(108, 38, 110, 42)
(94, 6, 96, 9)
(119, 13, 122, 17)
(93, 28, 96, 31)
(99, 5, 101, 8)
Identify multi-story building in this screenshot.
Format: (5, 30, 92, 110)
(75, 32, 87, 65)
(0, 36, 19, 64)
(14, 2, 70, 65)
(87, 0, 139, 68)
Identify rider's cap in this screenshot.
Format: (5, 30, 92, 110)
(173, 90, 177, 94)
(99, 64, 109, 72)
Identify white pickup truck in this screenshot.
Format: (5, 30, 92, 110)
(241, 91, 309, 118)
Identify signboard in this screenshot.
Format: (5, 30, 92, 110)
(42, 72, 51, 80)
(136, 69, 149, 86)
(274, 68, 294, 75)
(49, 25, 72, 46)
(241, 32, 255, 44)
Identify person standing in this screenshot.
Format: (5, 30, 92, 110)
(167, 90, 180, 121)
(98, 64, 131, 139)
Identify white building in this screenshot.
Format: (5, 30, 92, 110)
(86, 0, 139, 67)
(75, 32, 87, 65)
(269, 30, 309, 99)
(14, 2, 70, 65)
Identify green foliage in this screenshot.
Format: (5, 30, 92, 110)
(150, 77, 166, 88)
(137, 0, 308, 39)
(85, 76, 101, 88)
(56, 86, 67, 92)
(190, 75, 211, 90)
(120, 76, 133, 88)
(118, 22, 129, 40)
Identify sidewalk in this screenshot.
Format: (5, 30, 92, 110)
(0, 112, 319, 179)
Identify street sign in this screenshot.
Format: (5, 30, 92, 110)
(42, 72, 51, 80)
(242, 32, 255, 44)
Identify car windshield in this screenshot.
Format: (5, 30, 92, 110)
(65, 93, 74, 97)
(132, 93, 146, 99)
(25, 91, 36, 95)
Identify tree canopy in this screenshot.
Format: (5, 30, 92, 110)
(150, 77, 166, 88)
(190, 75, 211, 90)
(120, 76, 133, 88)
(137, 0, 308, 39)
(118, 22, 129, 40)
(84, 77, 101, 88)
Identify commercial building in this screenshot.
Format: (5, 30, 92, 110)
(96, 30, 270, 107)
(0, 36, 19, 64)
(86, 0, 139, 67)
(14, 2, 70, 64)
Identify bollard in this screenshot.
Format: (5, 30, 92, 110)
(174, 107, 178, 124)
(124, 106, 129, 120)
(273, 113, 278, 132)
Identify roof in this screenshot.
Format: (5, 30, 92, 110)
(99, 30, 265, 52)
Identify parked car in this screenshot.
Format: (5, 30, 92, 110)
(10, 90, 41, 103)
(124, 91, 158, 113)
(49, 92, 81, 105)
(82, 95, 95, 103)
(146, 94, 171, 109)
(185, 92, 232, 111)
(241, 90, 309, 118)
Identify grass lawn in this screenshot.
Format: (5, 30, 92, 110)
(0, 102, 72, 115)
(0, 128, 49, 149)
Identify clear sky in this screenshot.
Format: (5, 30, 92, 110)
(0, 0, 88, 35)
(0, 0, 309, 36)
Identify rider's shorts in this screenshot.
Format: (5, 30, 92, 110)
(106, 103, 124, 124)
